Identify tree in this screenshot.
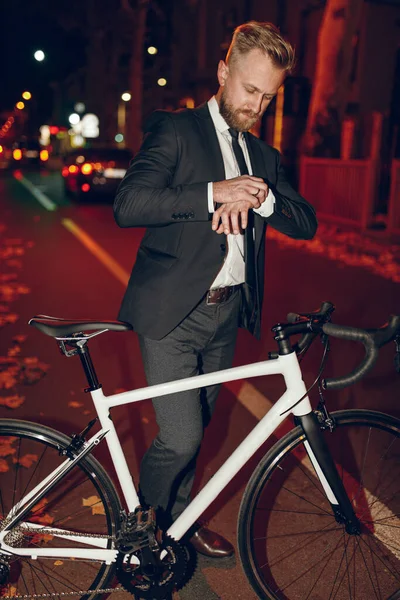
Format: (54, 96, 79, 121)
(120, 0, 150, 153)
(302, 0, 363, 156)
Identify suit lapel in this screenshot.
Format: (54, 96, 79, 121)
(193, 104, 225, 182)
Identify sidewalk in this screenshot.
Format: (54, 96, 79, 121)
(268, 221, 400, 284)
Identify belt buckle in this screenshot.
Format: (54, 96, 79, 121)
(206, 289, 217, 305)
(206, 287, 229, 305)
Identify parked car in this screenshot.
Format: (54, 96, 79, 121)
(11, 138, 48, 168)
(0, 145, 11, 170)
(62, 147, 132, 201)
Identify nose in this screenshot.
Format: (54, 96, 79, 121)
(248, 94, 262, 115)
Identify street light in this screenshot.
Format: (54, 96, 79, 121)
(118, 93, 131, 148)
(16, 101, 25, 110)
(22, 91, 32, 100)
(147, 46, 158, 55)
(157, 78, 167, 87)
(68, 113, 80, 125)
(34, 50, 45, 62)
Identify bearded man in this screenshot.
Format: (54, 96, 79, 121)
(114, 21, 317, 557)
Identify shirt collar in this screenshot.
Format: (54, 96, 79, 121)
(207, 96, 231, 136)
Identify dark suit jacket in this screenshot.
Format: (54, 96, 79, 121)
(114, 103, 317, 340)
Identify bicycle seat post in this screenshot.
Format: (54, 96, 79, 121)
(76, 342, 101, 393)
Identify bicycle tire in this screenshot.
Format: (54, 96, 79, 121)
(0, 418, 122, 599)
(238, 409, 400, 600)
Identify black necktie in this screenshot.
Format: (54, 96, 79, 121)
(228, 128, 256, 289)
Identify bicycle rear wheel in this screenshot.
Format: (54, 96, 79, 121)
(0, 419, 122, 600)
(238, 409, 400, 600)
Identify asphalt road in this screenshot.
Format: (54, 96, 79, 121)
(0, 166, 399, 599)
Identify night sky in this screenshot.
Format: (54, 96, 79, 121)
(1, 2, 85, 119)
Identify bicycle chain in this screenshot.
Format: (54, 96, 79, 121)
(2, 588, 124, 599)
(2, 525, 126, 599)
(2, 525, 187, 599)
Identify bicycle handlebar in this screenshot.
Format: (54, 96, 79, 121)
(321, 324, 378, 390)
(279, 302, 400, 391)
(321, 316, 400, 390)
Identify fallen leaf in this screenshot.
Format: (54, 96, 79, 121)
(31, 532, 53, 544)
(7, 346, 21, 357)
(0, 395, 25, 409)
(68, 401, 84, 409)
(0, 440, 16, 457)
(13, 453, 38, 468)
(32, 498, 48, 514)
(31, 513, 54, 526)
(3, 586, 17, 597)
(82, 495, 106, 516)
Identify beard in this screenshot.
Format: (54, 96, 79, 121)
(219, 90, 260, 132)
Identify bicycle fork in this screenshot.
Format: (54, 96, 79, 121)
(297, 412, 361, 535)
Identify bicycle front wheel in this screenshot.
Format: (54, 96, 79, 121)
(238, 409, 400, 600)
(0, 419, 122, 600)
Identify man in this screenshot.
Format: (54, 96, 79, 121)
(114, 21, 317, 558)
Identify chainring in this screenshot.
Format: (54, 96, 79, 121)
(116, 535, 187, 599)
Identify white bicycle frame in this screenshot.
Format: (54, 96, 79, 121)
(0, 351, 340, 563)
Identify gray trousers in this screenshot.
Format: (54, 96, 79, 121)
(138, 288, 241, 527)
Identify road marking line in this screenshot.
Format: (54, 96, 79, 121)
(62, 218, 130, 286)
(13, 173, 57, 212)
(224, 380, 273, 418)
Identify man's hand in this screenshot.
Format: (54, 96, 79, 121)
(212, 200, 255, 235)
(211, 176, 269, 235)
(213, 175, 268, 208)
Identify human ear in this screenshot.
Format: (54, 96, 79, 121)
(217, 60, 229, 86)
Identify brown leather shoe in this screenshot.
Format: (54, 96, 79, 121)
(189, 525, 234, 558)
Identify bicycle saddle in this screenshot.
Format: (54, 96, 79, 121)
(29, 315, 133, 337)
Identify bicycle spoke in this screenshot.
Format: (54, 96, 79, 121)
(356, 535, 382, 599)
(267, 521, 343, 570)
(256, 525, 340, 542)
(297, 456, 332, 502)
(328, 530, 352, 600)
(303, 531, 347, 599)
(350, 426, 371, 505)
(0, 424, 119, 599)
(11, 436, 22, 513)
(369, 435, 399, 501)
(239, 413, 400, 600)
(272, 527, 345, 594)
(280, 484, 333, 516)
(359, 531, 400, 580)
(255, 507, 333, 516)
(19, 444, 50, 506)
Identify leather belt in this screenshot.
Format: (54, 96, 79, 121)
(206, 285, 241, 305)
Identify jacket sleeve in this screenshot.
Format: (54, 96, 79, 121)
(113, 111, 210, 227)
(265, 148, 318, 240)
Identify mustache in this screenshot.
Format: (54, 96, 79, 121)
(240, 110, 259, 119)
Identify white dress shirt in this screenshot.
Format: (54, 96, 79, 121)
(207, 96, 275, 288)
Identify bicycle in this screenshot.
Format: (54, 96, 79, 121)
(0, 301, 399, 600)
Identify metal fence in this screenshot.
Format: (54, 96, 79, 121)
(299, 157, 378, 229)
(388, 160, 400, 236)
